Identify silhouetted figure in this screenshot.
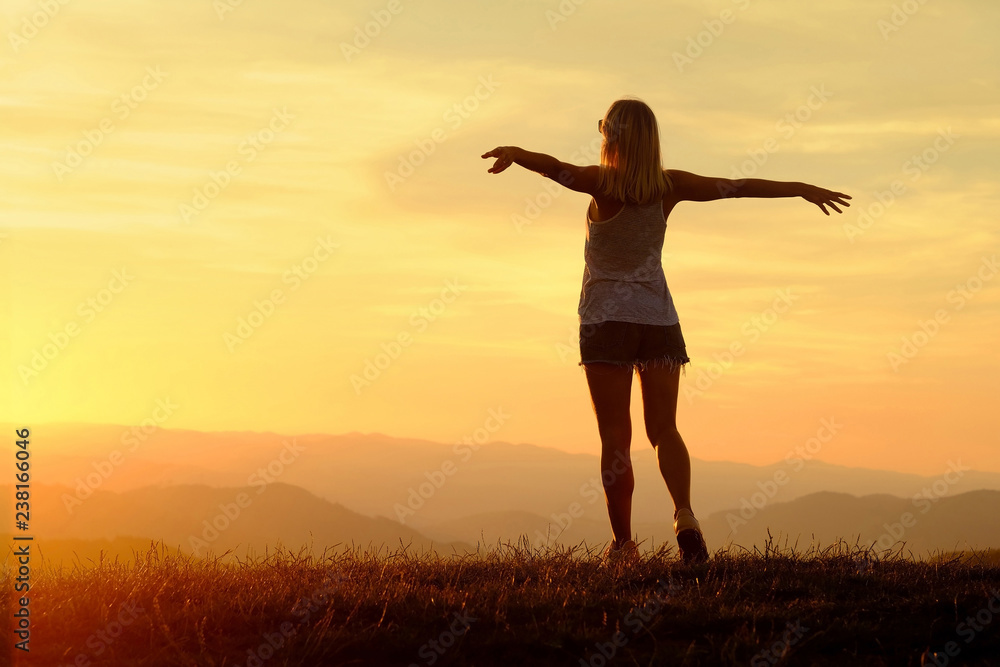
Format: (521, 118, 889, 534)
(482, 97, 850, 565)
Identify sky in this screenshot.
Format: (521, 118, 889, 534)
(2, 0, 998, 475)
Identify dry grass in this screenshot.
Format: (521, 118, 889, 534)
(10, 537, 1000, 666)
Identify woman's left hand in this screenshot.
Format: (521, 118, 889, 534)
(802, 184, 852, 215)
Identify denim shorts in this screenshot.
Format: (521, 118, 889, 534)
(579, 320, 690, 374)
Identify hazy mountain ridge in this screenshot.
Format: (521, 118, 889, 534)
(28, 423, 1000, 524)
(10, 423, 1000, 556)
(9, 482, 997, 561)
(4, 482, 471, 559)
(702, 489, 1000, 555)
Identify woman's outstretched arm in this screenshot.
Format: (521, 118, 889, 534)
(481, 146, 599, 195)
(667, 168, 852, 215)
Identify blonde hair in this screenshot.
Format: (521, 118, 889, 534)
(597, 97, 673, 205)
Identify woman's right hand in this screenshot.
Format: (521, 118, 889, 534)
(801, 184, 852, 215)
(481, 146, 519, 174)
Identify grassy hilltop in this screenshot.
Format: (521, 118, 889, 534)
(9, 539, 1000, 666)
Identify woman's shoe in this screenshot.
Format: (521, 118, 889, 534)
(673, 509, 709, 564)
(601, 538, 639, 568)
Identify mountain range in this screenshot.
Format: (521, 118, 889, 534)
(5, 423, 999, 561)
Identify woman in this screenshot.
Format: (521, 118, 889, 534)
(481, 97, 850, 565)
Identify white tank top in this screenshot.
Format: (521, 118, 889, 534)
(577, 199, 680, 326)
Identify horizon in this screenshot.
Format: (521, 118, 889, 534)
(9, 420, 1000, 477)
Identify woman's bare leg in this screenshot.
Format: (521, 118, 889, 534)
(637, 363, 691, 513)
(583, 361, 635, 546)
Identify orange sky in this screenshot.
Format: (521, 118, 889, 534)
(2, 0, 998, 475)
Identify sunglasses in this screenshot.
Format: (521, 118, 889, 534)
(598, 119, 629, 136)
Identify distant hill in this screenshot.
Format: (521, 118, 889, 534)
(385, 490, 1000, 558)
(3, 482, 471, 561)
(701, 489, 1000, 556)
(417, 509, 693, 554)
(418, 509, 618, 551)
(24, 423, 1000, 539)
(4, 483, 997, 563)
